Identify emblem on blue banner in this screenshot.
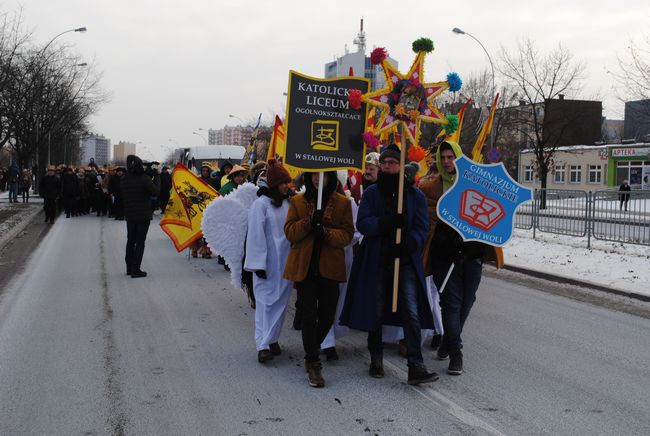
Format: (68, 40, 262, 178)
(436, 155, 533, 246)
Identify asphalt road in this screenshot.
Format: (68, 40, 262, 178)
(1, 214, 649, 435)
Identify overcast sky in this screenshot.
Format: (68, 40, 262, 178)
(9, 0, 650, 161)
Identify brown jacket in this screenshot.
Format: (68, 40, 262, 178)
(418, 175, 501, 274)
(283, 192, 354, 283)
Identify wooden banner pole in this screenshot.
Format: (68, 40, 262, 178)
(392, 129, 406, 313)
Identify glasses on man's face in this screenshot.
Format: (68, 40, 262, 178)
(381, 160, 400, 166)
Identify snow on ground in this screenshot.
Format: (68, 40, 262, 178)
(505, 228, 650, 297)
(0, 192, 42, 247)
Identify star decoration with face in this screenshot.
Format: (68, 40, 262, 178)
(362, 51, 449, 145)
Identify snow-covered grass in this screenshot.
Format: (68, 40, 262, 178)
(505, 228, 650, 297)
(0, 192, 42, 247)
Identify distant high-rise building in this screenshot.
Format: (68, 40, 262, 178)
(80, 134, 110, 166)
(324, 18, 398, 91)
(113, 141, 137, 164)
(208, 125, 253, 147)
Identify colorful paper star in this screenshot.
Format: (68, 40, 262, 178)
(362, 51, 449, 145)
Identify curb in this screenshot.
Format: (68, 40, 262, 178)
(500, 264, 650, 303)
(0, 206, 43, 251)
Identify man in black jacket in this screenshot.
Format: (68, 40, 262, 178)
(61, 167, 80, 218)
(40, 167, 61, 223)
(159, 165, 172, 213)
(121, 155, 159, 278)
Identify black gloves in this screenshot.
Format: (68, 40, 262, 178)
(393, 213, 405, 229)
(378, 213, 405, 233)
(312, 209, 326, 241)
(255, 270, 267, 279)
(387, 237, 418, 258)
(313, 222, 326, 241)
(312, 209, 324, 225)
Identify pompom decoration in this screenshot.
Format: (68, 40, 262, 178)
(370, 47, 388, 65)
(408, 145, 427, 162)
(348, 89, 362, 110)
(443, 114, 460, 135)
(412, 37, 434, 53)
(362, 131, 380, 149)
(447, 72, 462, 92)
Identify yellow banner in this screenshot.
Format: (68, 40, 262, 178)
(470, 94, 500, 163)
(267, 116, 301, 180)
(160, 163, 219, 251)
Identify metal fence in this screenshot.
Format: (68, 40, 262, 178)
(514, 189, 650, 247)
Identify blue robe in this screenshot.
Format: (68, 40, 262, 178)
(340, 183, 434, 331)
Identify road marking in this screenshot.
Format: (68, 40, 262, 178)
(343, 339, 507, 436)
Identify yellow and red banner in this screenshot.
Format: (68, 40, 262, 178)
(470, 93, 500, 163)
(160, 163, 219, 251)
(266, 115, 301, 180)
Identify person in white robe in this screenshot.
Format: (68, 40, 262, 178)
(244, 160, 294, 363)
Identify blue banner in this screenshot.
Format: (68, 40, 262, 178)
(436, 155, 532, 246)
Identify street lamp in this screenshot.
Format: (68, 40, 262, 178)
(42, 27, 87, 54)
(40, 27, 87, 168)
(193, 131, 207, 145)
(452, 27, 496, 148)
(228, 114, 245, 125)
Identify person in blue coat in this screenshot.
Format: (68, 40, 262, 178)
(340, 144, 438, 386)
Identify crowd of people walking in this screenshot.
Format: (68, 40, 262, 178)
(196, 141, 492, 389)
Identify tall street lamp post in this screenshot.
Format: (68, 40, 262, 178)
(193, 131, 207, 145)
(452, 27, 496, 149)
(38, 27, 87, 170)
(228, 114, 245, 125)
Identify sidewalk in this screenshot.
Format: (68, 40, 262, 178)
(504, 228, 650, 300)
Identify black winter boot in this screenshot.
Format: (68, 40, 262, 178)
(323, 347, 339, 361)
(369, 353, 384, 378)
(447, 350, 463, 375)
(436, 338, 449, 360)
(430, 334, 442, 350)
(407, 363, 439, 385)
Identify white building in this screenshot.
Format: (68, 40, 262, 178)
(518, 145, 609, 191)
(324, 19, 397, 91)
(80, 134, 110, 167)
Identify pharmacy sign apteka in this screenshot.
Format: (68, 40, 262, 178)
(437, 156, 533, 246)
(284, 70, 370, 171)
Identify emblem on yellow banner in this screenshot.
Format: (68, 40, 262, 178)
(160, 163, 219, 251)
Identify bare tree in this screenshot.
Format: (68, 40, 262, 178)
(0, 9, 31, 150)
(614, 36, 650, 117)
(2, 42, 107, 174)
(1, 7, 107, 181)
(498, 38, 585, 207)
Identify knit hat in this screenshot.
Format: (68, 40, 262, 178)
(379, 143, 401, 162)
(265, 159, 291, 189)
